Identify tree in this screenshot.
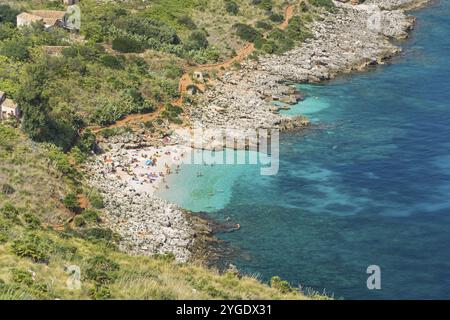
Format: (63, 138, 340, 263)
(233, 23, 262, 43)
(112, 36, 144, 53)
(0, 4, 19, 24)
(0, 23, 16, 41)
(16, 63, 51, 141)
(225, 1, 240, 15)
(186, 31, 209, 51)
(0, 39, 30, 61)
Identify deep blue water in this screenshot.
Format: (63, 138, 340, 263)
(159, 1, 450, 299)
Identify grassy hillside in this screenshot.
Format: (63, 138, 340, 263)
(0, 124, 327, 300)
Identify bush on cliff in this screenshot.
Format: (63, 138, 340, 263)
(112, 36, 144, 53)
(309, 0, 335, 10)
(225, 1, 240, 15)
(233, 23, 262, 43)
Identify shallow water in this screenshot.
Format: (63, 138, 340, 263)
(158, 1, 450, 299)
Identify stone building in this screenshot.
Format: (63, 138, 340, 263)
(0, 91, 20, 121)
(17, 10, 68, 30)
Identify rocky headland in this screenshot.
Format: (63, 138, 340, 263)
(189, 0, 428, 131)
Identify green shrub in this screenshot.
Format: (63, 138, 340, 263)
(90, 94, 154, 126)
(186, 31, 209, 50)
(46, 146, 77, 176)
(143, 120, 154, 129)
(63, 193, 79, 212)
(100, 54, 124, 69)
(170, 117, 183, 125)
(261, 43, 274, 54)
(286, 17, 313, 43)
(119, 17, 180, 45)
(74, 215, 86, 228)
(90, 284, 112, 300)
(11, 269, 34, 286)
(53, 242, 78, 260)
(61, 46, 79, 58)
(88, 191, 104, 209)
(1, 183, 15, 195)
(81, 228, 118, 243)
(0, 217, 11, 243)
(166, 104, 183, 116)
(0, 203, 19, 221)
(269, 13, 284, 23)
(0, 23, 16, 42)
(161, 104, 184, 124)
(0, 283, 34, 300)
(85, 255, 120, 284)
(0, 4, 20, 24)
(270, 276, 294, 294)
(22, 213, 41, 229)
(255, 20, 272, 30)
(225, 1, 240, 15)
(0, 39, 29, 61)
(154, 252, 176, 262)
(11, 233, 54, 263)
(112, 37, 144, 53)
(309, 0, 335, 10)
(177, 15, 197, 29)
(69, 146, 88, 165)
(266, 29, 294, 53)
(252, 0, 274, 11)
(82, 209, 101, 224)
(233, 23, 262, 43)
(163, 64, 184, 79)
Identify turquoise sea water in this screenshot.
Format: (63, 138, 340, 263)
(158, 1, 450, 299)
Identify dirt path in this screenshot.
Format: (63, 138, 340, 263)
(91, 3, 296, 133)
(279, 4, 295, 31)
(177, 4, 295, 97)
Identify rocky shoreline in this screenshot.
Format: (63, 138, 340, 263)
(87, 135, 237, 263)
(87, 0, 431, 263)
(189, 0, 428, 131)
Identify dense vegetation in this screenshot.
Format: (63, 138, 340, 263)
(0, 0, 324, 150)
